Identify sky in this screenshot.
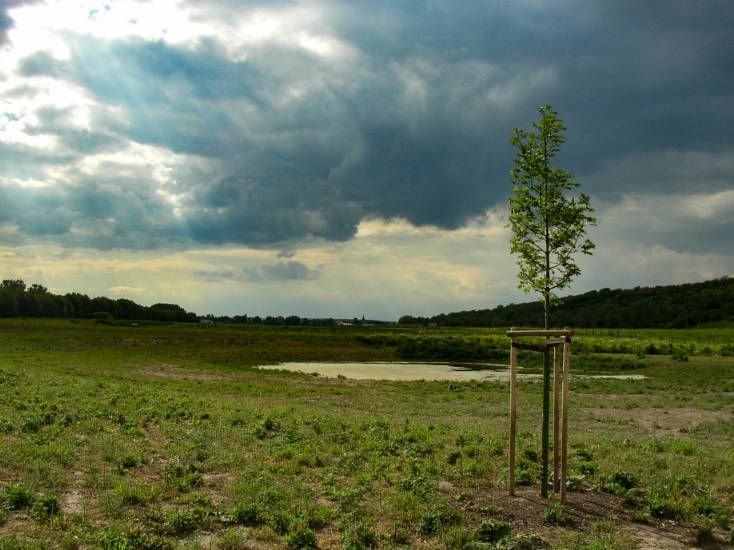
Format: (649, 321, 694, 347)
(1, 0, 733, 320)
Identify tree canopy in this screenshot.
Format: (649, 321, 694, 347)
(508, 104, 595, 328)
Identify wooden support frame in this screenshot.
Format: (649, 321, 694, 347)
(507, 328, 572, 503)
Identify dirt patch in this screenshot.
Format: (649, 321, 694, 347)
(135, 363, 248, 382)
(624, 523, 691, 549)
(60, 470, 86, 515)
(465, 486, 698, 548)
(580, 407, 733, 437)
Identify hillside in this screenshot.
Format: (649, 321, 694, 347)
(400, 277, 734, 328)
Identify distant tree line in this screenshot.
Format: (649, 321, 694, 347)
(400, 277, 734, 329)
(204, 314, 387, 327)
(0, 279, 197, 323)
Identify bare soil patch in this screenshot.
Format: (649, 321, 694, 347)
(135, 363, 248, 382)
(464, 486, 699, 548)
(60, 470, 86, 515)
(581, 407, 733, 437)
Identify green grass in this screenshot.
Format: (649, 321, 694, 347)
(0, 319, 733, 548)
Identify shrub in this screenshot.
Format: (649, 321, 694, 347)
(20, 413, 54, 433)
(270, 511, 292, 535)
(175, 472, 203, 492)
(231, 502, 264, 527)
(3, 484, 34, 510)
(342, 520, 378, 549)
(694, 517, 716, 544)
(215, 528, 249, 550)
(474, 518, 511, 543)
(646, 495, 686, 521)
(566, 474, 586, 491)
(419, 499, 463, 535)
(397, 474, 434, 498)
(574, 448, 593, 462)
(285, 525, 318, 549)
(253, 416, 280, 439)
(97, 526, 172, 550)
(645, 343, 660, 355)
(447, 450, 462, 465)
(522, 448, 539, 462)
(515, 468, 535, 486)
(117, 453, 141, 473)
(693, 493, 730, 526)
(113, 483, 158, 506)
(602, 471, 638, 495)
(389, 525, 410, 545)
(162, 506, 210, 535)
(30, 494, 60, 521)
(542, 501, 572, 526)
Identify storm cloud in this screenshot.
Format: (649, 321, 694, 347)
(1, 0, 733, 255)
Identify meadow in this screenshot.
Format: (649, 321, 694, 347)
(0, 319, 732, 549)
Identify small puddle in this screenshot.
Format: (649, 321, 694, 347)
(258, 362, 646, 382)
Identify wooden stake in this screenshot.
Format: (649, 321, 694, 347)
(509, 332, 518, 496)
(561, 337, 571, 504)
(541, 347, 550, 498)
(553, 345, 560, 493)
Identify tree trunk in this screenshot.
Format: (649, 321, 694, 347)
(541, 139, 551, 498)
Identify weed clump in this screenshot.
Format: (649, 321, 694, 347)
(161, 505, 211, 535)
(3, 483, 35, 510)
(285, 524, 318, 549)
(231, 502, 264, 527)
(419, 499, 463, 535)
(601, 471, 638, 496)
(117, 453, 142, 473)
(20, 411, 55, 433)
(694, 516, 716, 544)
(474, 518, 511, 542)
(253, 416, 280, 439)
(111, 483, 159, 506)
(446, 450, 462, 465)
(97, 526, 172, 550)
(342, 520, 378, 549)
(215, 528, 249, 550)
(542, 501, 572, 526)
(645, 494, 686, 521)
(30, 494, 60, 521)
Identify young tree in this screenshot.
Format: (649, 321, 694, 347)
(508, 104, 596, 329)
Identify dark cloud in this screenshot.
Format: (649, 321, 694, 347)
(194, 270, 236, 282)
(600, 192, 734, 255)
(3, 0, 733, 252)
(243, 261, 320, 282)
(194, 261, 319, 283)
(0, 176, 184, 249)
(0, 9, 11, 45)
(26, 106, 122, 154)
(0, 0, 36, 45)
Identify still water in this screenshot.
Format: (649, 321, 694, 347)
(258, 362, 646, 382)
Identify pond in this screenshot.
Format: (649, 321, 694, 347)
(257, 362, 646, 382)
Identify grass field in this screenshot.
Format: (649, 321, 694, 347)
(0, 319, 732, 548)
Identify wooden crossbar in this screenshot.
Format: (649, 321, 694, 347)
(506, 329, 573, 338)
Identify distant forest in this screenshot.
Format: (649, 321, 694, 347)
(0, 280, 197, 323)
(3, 277, 733, 328)
(0, 279, 378, 326)
(400, 277, 734, 329)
